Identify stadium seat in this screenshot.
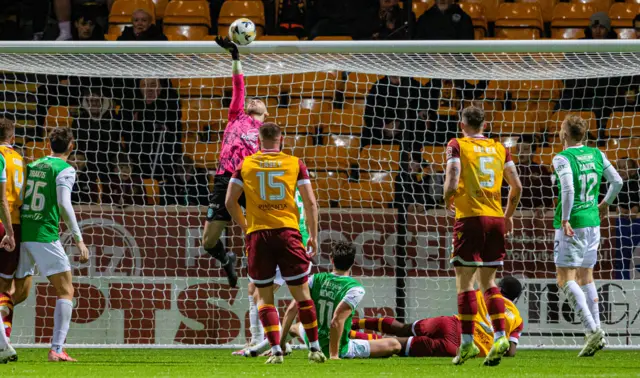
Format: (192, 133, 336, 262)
(507, 80, 563, 100)
(547, 111, 598, 136)
(321, 100, 366, 135)
(571, 0, 611, 14)
(281, 135, 312, 158)
(537, 143, 563, 166)
(304, 135, 359, 171)
(142, 178, 160, 205)
(311, 171, 347, 208)
(421, 146, 447, 172)
(171, 78, 227, 97)
(45, 106, 72, 132)
(459, 3, 488, 39)
(164, 1, 211, 40)
(181, 98, 225, 132)
(342, 172, 394, 208)
(491, 111, 548, 135)
(287, 71, 339, 98)
(109, 0, 156, 24)
(167, 34, 189, 41)
(272, 98, 326, 134)
(551, 3, 595, 39)
(344, 73, 384, 98)
(606, 112, 640, 137)
(218, 0, 265, 37)
(151, 0, 169, 19)
(484, 80, 507, 100)
(606, 138, 640, 161)
(244, 74, 289, 97)
(515, 0, 557, 23)
(183, 142, 221, 169)
(609, 3, 640, 39)
(495, 3, 544, 40)
(24, 141, 48, 163)
(105, 33, 119, 40)
(360, 145, 401, 172)
(412, 0, 434, 18)
(461, 0, 500, 22)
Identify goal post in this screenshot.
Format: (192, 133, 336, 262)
(0, 40, 639, 349)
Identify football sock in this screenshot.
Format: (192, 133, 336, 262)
(52, 299, 73, 353)
(248, 295, 264, 344)
(582, 283, 601, 329)
(57, 21, 72, 40)
(0, 293, 13, 338)
(258, 304, 280, 348)
(358, 317, 396, 334)
(349, 330, 382, 340)
(297, 299, 320, 351)
(458, 291, 477, 345)
(563, 281, 597, 333)
(484, 287, 506, 340)
(205, 241, 228, 264)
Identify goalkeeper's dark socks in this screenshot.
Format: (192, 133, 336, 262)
(258, 304, 281, 347)
(205, 242, 228, 264)
(457, 291, 478, 344)
(484, 287, 506, 335)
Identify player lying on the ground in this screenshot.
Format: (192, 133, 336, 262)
(201, 36, 270, 288)
(350, 276, 523, 359)
(551, 115, 622, 357)
(278, 241, 402, 360)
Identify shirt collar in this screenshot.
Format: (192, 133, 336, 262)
(261, 149, 280, 154)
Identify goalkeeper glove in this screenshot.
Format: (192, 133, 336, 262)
(215, 36, 239, 61)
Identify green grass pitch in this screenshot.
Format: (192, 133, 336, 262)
(2, 349, 640, 377)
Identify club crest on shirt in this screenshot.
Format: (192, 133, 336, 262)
(242, 131, 259, 149)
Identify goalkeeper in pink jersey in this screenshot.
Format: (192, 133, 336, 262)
(202, 37, 269, 288)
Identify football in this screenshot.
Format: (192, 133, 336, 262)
(229, 18, 256, 46)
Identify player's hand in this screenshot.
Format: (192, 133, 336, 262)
(215, 36, 239, 60)
(504, 216, 514, 238)
(0, 234, 15, 252)
(562, 220, 575, 237)
(76, 240, 90, 263)
(306, 237, 317, 257)
(598, 202, 610, 221)
(444, 196, 455, 213)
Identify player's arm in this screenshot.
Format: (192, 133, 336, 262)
(56, 167, 89, 263)
(279, 299, 300, 350)
(329, 287, 366, 360)
(215, 36, 244, 122)
(0, 155, 14, 251)
(297, 160, 318, 256)
(598, 151, 623, 219)
(503, 156, 522, 235)
(443, 140, 461, 210)
(505, 321, 524, 357)
(552, 155, 575, 236)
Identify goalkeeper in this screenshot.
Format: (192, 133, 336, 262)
(201, 37, 269, 288)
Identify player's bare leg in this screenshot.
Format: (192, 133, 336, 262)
(577, 267, 605, 356)
(287, 283, 326, 363)
(478, 267, 509, 366)
(452, 266, 480, 365)
(352, 317, 413, 337)
(202, 220, 237, 288)
(47, 271, 77, 362)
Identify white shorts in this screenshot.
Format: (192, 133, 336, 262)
(16, 241, 71, 279)
(296, 323, 370, 359)
(554, 226, 600, 268)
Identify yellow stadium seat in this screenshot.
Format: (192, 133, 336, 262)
(164, 1, 211, 40)
(345, 73, 384, 98)
(310, 171, 347, 208)
(272, 98, 327, 134)
(167, 34, 188, 41)
(287, 71, 339, 98)
(303, 138, 359, 171)
(495, 3, 544, 39)
(105, 33, 119, 40)
(547, 111, 598, 136)
(551, 3, 595, 39)
(571, 0, 611, 13)
(181, 98, 225, 132)
(461, 0, 500, 22)
(342, 172, 394, 208)
(412, 0, 434, 18)
(171, 77, 227, 96)
(24, 141, 49, 163)
(164, 25, 210, 40)
(109, 0, 156, 24)
(152, 0, 169, 19)
(421, 146, 447, 172)
(360, 145, 401, 172)
(607, 112, 640, 138)
(537, 143, 564, 166)
(485, 80, 507, 100)
(258, 35, 299, 41)
(491, 111, 548, 135)
(142, 178, 160, 205)
(321, 100, 366, 135)
(244, 74, 289, 97)
(281, 135, 313, 158)
(606, 138, 640, 161)
(218, 0, 265, 36)
(515, 0, 557, 23)
(507, 80, 563, 100)
(609, 3, 640, 39)
(45, 106, 72, 131)
(459, 3, 488, 39)
(183, 142, 221, 169)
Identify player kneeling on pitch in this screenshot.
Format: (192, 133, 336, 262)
(225, 122, 325, 364)
(280, 241, 402, 360)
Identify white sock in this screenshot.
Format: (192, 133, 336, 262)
(271, 345, 283, 355)
(0, 319, 8, 349)
(563, 281, 596, 333)
(461, 333, 474, 345)
(248, 296, 263, 344)
(249, 337, 271, 354)
(51, 299, 73, 353)
(57, 21, 72, 40)
(582, 283, 600, 329)
(309, 340, 320, 351)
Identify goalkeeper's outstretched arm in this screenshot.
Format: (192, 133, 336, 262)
(215, 36, 244, 122)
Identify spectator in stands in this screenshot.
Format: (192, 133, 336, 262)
(73, 86, 121, 184)
(160, 156, 209, 206)
(71, 5, 105, 40)
(394, 152, 443, 213)
(368, 0, 414, 40)
(277, 0, 306, 38)
(635, 14, 640, 39)
(615, 157, 640, 279)
(362, 76, 428, 152)
(512, 135, 554, 214)
(122, 78, 181, 180)
(68, 152, 100, 204)
(117, 9, 168, 41)
(307, 0, 377, 40)
(413, 0, 474, 40)
(616, 158, 640, 217)
(584, 12, 617, 40)
(102, 157, 147, 207)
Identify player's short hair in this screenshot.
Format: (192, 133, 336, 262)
(330, 241, 357, 271)
(259, 122, 281, 141)
(563, 115, 588, 142)
(49, 127, 74, 154)
(0, 118, 15, 142)
(461, 106, 485, 130)
(499, 276, 523, 302)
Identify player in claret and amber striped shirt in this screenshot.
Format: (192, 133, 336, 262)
(443, 106, 522, 367)
(201, 36, 269, 288)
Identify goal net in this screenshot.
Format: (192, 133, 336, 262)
(0, 40, 639, 349)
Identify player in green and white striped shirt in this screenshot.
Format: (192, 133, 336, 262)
(15, 128, 89, 362)
(552, 116, 622, 358)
